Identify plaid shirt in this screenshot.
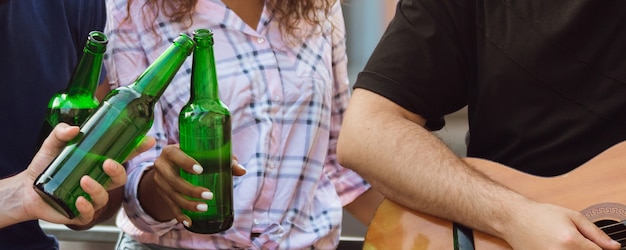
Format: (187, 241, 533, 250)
(103, 0, 369, 249)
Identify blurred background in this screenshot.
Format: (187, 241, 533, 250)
(42, 0, 469, 248)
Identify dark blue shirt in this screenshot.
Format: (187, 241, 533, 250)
(0, 0, 105, 249)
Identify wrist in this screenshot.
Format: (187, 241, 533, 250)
(0, 173, 33, 226)
(138, 168, 173, 222)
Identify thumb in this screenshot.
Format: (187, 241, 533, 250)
(27, 123, 80, 177)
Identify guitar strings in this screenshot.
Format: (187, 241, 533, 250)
(599, 222, 626, 244)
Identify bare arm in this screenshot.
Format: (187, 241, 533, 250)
(337, 89, 516, 235)
(95, 77, 112, 101)
(138, 167, 172, 222)
(337, 89, 619, 249)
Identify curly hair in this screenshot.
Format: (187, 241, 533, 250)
(127, 0, 337, 42)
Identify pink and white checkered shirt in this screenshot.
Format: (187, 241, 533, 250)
(103, 0, 369, 249)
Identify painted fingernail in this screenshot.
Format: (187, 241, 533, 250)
(201, 191, 213, 200)
(192, 164, 203, 174)
(183, 220, 190, 227)
(238, 164, 246, 171)
(197, 204, 208, 211)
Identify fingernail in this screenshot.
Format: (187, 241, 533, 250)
(192, 164, 203, 174)
(197, 204, 208, 211)
(82, 176, 94, 188)
(201, 191, 213, 200)
(62, 124, 73, 132)
(183, 220, 190, 227)
(238, 164, 246, 171)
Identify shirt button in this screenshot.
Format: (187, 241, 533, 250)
(253, 218, 260, 225)
(274, 95, 280, 101)
(257, 37, 265, 43)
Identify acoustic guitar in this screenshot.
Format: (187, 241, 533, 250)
(364, 141, 626, 249)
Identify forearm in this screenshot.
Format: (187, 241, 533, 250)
(138, 168, 174, 222)
(97, 187, 124, 222)
(344, 188, 385, 226)
(0, 174, 28, 228)
(337, 89, 528, 238)
(96, 77, 111, 101)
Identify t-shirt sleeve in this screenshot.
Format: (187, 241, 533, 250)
(354, 0, 474, 128)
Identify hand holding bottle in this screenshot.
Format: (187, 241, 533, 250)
(1, 123, 154, 228)
(176, 29, 235, 234)
(33, 33, 195, 219)
(139, 144, 245, 227)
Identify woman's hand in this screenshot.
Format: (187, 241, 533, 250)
(150, 144, 245, 226)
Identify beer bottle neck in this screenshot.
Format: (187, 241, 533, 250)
(131, 34, 195, 98)
(190, 35, 219, 101)
(66, 31, 107, 96)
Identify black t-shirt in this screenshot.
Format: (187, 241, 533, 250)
(0, 0, 105, 249)
(355, 0, 626, 176)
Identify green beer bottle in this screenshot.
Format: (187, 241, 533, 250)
(34, 33, 196, 219)
(38, 31, 108, 146)
(179, 29, 233, 234)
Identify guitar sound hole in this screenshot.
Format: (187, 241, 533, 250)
(595, 219, 626, 249)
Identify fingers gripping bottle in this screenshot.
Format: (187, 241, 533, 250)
(34, 34, 196, 219)
(179, 29, 234, 234)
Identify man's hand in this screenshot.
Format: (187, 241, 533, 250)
(501, 202, 620, 250)
(17, 123, 154, 226)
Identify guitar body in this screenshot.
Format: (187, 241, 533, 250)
(364, 141, 626, 249)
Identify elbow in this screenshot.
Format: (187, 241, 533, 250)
(336, 129, 355, 170)
(336, 135, 347, 167)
